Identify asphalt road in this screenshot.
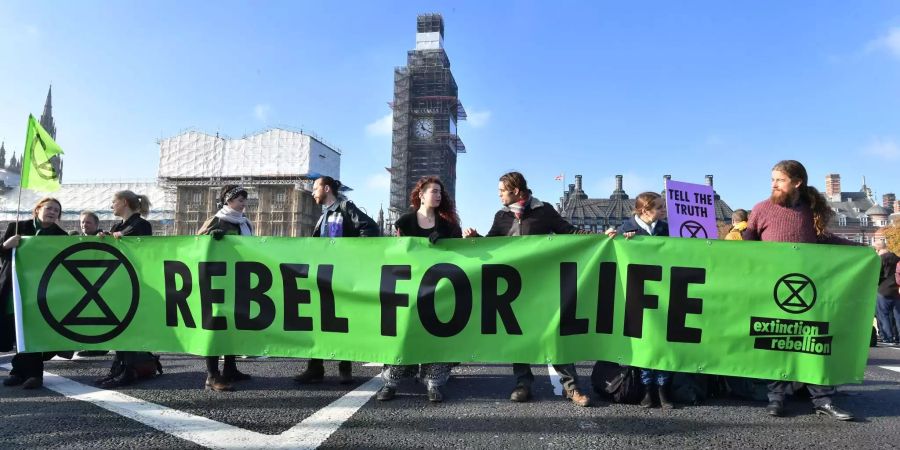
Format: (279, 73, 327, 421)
(2, 346, 900, 449)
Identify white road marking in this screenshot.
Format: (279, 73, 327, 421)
(879, 365, 900, 374)
(1, 363, 379, 449)
(547, 364, 563, 396)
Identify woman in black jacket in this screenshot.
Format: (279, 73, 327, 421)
(2, 197, 68, 390)
(196, 185, 254, 391)
(95, 190, 155, 389)
(376, 176, 461, 403)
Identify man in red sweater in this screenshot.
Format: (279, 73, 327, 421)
(742, 160, 854, 421)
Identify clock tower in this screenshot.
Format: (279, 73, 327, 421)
(388, 13, 466, 225)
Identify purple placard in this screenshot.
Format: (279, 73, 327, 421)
(665, 179, 718, 239)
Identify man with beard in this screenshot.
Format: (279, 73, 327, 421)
(463, 171, 592, 407)
(743, 160, 855, 421)
(294, 176, 379, 385)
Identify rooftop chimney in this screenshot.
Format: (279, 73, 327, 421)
(705, 174, 714, 187)
(895, 200, 900, 214)
(825, 174, 841, 201)
(575, 174, 583, 192)
(615, 174, 623, 192)
(884, 193, 896, 209)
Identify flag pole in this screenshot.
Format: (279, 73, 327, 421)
(14, 179, 23, 236)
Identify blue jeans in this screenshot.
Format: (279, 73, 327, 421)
(640, 369, 671, 386)
(876, 294, 900, 343)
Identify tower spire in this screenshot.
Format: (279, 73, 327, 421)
(0, 141, 5, 169)
(40, 85, 56, 139)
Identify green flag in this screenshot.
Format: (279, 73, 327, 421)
(21, 114, 64, 192)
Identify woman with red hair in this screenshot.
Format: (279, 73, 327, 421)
(376, 176, 461, 403)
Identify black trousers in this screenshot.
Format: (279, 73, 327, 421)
(767, 381, 836, 407)
(206, 355, 237, 375)
(306, 358, 351, 373)
(512, 363, 580, 392)
(10, 352, 45, 379)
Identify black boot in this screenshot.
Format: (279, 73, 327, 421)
(640, 388, 654, 408)
(658, 385, 674, 409)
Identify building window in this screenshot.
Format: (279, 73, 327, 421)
(838, 215, 847, 227)
(859, 215, 868, 227)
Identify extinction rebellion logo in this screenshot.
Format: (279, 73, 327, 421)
(37, 242, 140, 344)
(748, 273, 832, 356)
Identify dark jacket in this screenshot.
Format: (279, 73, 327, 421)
(312, 198, 379, 237)
(486, 196, 578, 237)
(395, 210, 462, 240)
(111, 213, 152, 237)
(0, 219, 68, 351)
(879, 252, 900, 299)
(616, 216, 670, 237)
(197, 216, 253, 236)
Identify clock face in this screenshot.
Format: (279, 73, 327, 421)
(414, 118, 435, 139)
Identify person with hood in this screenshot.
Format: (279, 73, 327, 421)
(725, 209, 748, 241)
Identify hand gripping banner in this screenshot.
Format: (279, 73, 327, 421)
(12, 235, 878, 385)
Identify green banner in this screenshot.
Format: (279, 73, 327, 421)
(13, 235, 878, 385)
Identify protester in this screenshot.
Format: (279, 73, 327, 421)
(1, 198, 68, 389)
(742, 160, 855, 421)
(294, 176, 379, 385)
(377, 176, 461, 403)
(874, 241, 900, 346)
(195, 185, 255, 391)
(72, 210, 110, 358)
(462, 171, 592, 407)
(605, 192, 675, 409)
(95, 190, 160, 389)
(724, 209, 748, 241)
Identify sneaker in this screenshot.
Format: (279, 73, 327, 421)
(205, 374, 234, 392)
(766, 400, 784, 417)
(427, 386, 444, 403)
(509, 384, 531, 403)
(3, 375, 25, 387)
(564, 388, 591, 407)
(22, 377, 42, 390)
(293, 368, 324, 385)
(376, 385, 396, 401)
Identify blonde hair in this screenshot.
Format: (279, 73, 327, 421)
(115, 190, 151, 216)
(33, 197, 62, 218)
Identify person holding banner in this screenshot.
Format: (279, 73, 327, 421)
(1, 197, 69, 390)
(94, 190, 160, 389)
(742, 160, 855, 421)
(195, 185, 255, 392)
(605, 192, 676, 409)
(377, 176, 461, 403)
(294, 176, 379, 385)
(462, 171, 592, 407)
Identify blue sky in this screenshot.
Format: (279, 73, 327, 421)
(1, 1, 899, 231)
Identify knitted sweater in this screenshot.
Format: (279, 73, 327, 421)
(742, 199, 853, 245)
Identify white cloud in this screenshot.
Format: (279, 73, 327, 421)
(863, 137, 900, 161)
(366, 171, 391, 189)
(866, 28, 900, 59)
(253, 104, 271, 122)
(365, 113, 393, 137)
(466, 109, 492, 128)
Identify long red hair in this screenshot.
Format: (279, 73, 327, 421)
(409, 176, 460, 227)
